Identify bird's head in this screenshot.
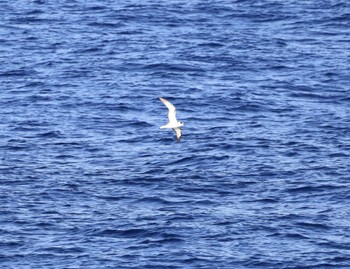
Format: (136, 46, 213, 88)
(179, 121, 184, 126)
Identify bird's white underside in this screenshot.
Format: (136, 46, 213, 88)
(159, 97, 184, 142)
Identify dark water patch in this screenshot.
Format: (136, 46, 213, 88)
(94, 228, 154, 238)
(0, 69, 31, 77)
(25, 9, 45, 15)
(198, 42, 225, 48)
(317, 241, 350, 251)
(274, 232, 310, 240)
(76, 47, 103, 54)
(286, 184, 343, 194)
(87, 22, 125, 28)
(86, 5, 108, 11)
(176, 186, 221, 196)
(37, 131, 63, 138)
(136, 196, 171, 204)
(295, 222, 331, 230)
(55, 154, 75, 159)
(168, 156, 194, 165)
(145, 63, 205, 73)
(38, 246, 85, 254)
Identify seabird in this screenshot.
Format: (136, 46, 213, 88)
(159, 97, 184, 142)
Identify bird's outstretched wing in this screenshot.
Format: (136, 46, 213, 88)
(173, 128, 182, 143)
(160, 97, 177, 125)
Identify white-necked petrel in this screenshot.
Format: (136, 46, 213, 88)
(159, 97, 184, 143)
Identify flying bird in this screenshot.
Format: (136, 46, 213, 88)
(159, 97, 184, 142)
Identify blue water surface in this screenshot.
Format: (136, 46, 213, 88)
(1, 0, 350, 268)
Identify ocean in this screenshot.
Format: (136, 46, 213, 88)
(1, 0, 350, 268)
